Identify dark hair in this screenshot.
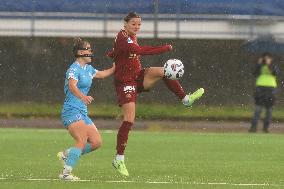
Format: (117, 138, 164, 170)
(261, 52, 272, 58)
(72, 37, 89, 57)
(124, 12, 141, 22)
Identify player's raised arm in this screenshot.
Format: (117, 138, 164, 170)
(94, 63, 115, 79)
(128, 41, 172, 55)
(116, 33, 172, 55)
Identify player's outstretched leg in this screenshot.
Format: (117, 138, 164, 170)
(143, 67, 205, 107)
(182, 88, 205, 107)
(162, 77, 204, 107)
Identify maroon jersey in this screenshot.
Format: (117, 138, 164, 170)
(107, 30, 171, 83)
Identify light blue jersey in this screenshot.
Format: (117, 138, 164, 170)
(61, 62, 97, 127)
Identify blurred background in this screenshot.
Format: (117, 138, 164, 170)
(0, 0, 284, 122)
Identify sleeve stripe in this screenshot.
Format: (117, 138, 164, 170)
(67, 75, 78, 81)
(92, 70, 97, 79)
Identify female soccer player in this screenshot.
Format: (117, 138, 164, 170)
(57, 38, 115, 181)
(107, 12, 204, 176)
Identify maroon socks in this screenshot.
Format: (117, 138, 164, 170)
(163, 78, 186, 100)
(116, 121, 133, 155)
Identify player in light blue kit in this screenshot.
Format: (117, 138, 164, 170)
(57, 38, 115, 181)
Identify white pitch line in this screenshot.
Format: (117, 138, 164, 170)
(27, 178, 59, 181)
(0, 177, 283, 187)
(146, 181, 174, 184)
(27, 178, 94, 182)
(105, 180, 135, 183)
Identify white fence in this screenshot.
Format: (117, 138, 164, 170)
(0, 12, 284, 39)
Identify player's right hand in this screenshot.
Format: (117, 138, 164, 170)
(81, 95, 94, 104)
(167, 44, 173, 51)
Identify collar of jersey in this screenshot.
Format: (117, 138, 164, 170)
(75, 61, 87, 70)
(121, 29, 136, 38)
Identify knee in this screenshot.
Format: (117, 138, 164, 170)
(123, 113, 135, 123)
(95, 139, 103, 149)
(91, 138, 103, 150)
(124, 119, 135, 124)
(76, 140, 87, 150)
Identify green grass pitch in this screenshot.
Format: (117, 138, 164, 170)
(0, 128, 284, 189)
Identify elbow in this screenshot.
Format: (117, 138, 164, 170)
(129, 46, 142, 55)
(96, 74, 106, 79)
(68, 83, 77, 93)
(130, 50, 140, 55)
(68, 86, 75, 93)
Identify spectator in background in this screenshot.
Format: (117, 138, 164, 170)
(249, 53, 279, 133)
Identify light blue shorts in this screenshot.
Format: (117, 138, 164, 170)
(61, 107, 94, 128)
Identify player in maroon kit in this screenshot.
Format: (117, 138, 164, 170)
(107, 12, 204, 176)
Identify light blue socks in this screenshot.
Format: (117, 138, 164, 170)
(65, 147, 82, 168)
(82, 143, 93, 155)
(64, 143, 93, 169)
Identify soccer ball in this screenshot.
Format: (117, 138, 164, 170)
(163, 59, 184, 80)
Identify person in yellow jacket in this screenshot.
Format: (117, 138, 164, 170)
(249, 53, 279, 133)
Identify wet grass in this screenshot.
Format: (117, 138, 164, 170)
(0, 128, 283, 189)
(1, 102, 284, 121)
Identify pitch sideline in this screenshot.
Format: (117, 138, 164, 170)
(0, 177, 283, 187)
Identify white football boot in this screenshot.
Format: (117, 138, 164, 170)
(59, 165, 80, 181)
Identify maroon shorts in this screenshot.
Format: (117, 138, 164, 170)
(115, 69, 149, 106)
